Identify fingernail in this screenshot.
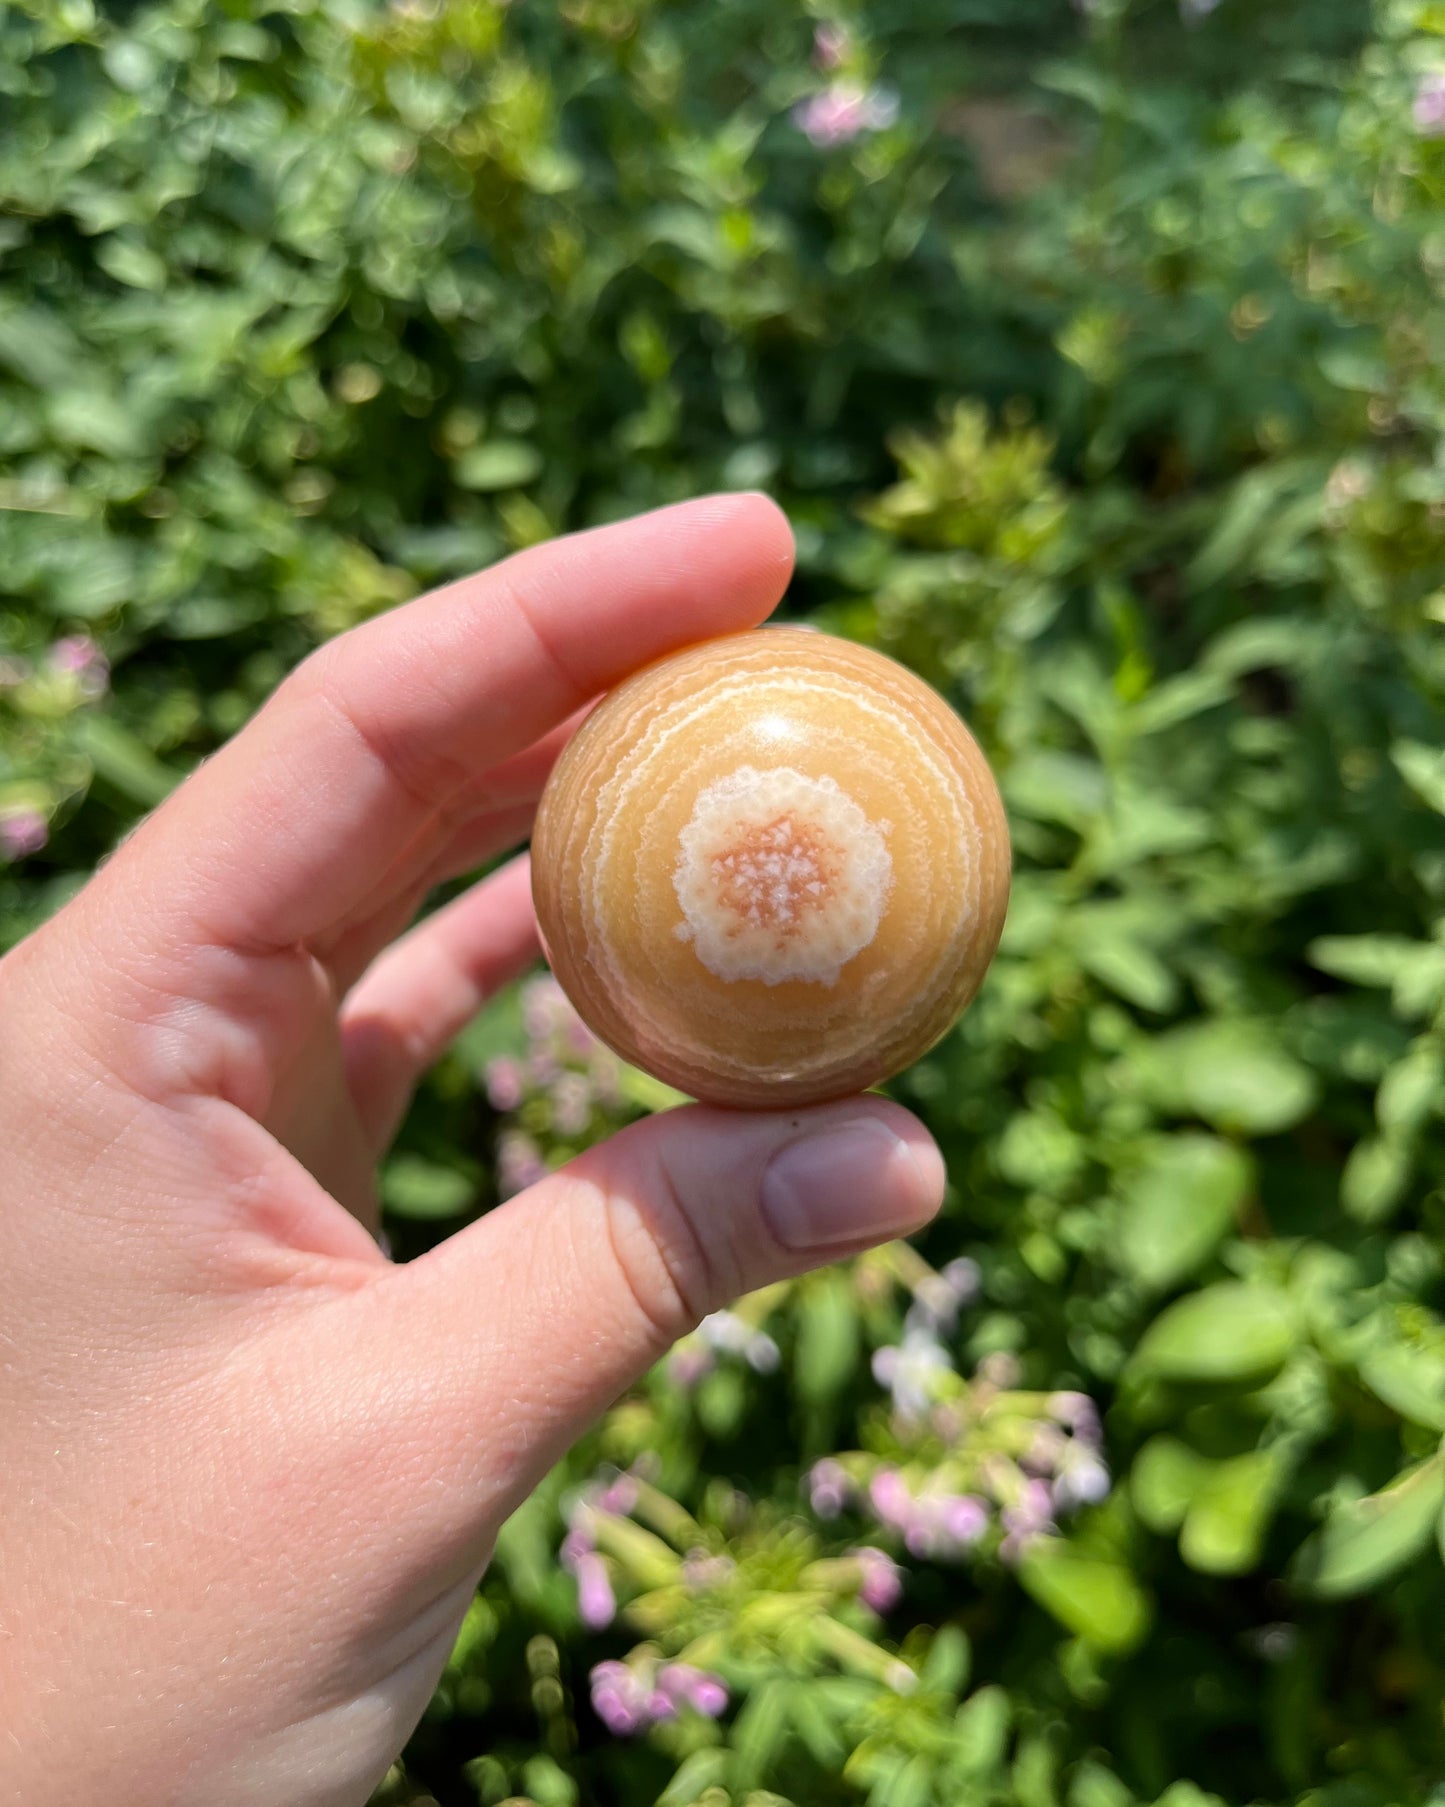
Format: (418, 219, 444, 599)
(761, 1117, 942, 1253)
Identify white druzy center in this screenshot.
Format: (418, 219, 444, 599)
(672, 766, 892, 986)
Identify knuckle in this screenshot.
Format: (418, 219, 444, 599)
(299, 642, 473, 814)
(596, 1146, 725, 1355)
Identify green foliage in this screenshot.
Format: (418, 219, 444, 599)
(6, 0, 1445, 1803)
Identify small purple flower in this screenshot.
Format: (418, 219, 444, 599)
(1052, 1450, 1111, 1512)
(497, 1128, 546, 1196)
(1047, 1391, 1101, 1441)
(484, 1056, 524, 1112)
(999, 1478, 1056, 1563)
(868, 1467, 914, 1530)
(658, 1662, 730, 1718)
(594, 1473, 639, 1517)
(522, 974, 572, 1041)
(1021, 1424, 1068, 1476)
(812, 22, 850, 69)
(700, 1309, 747, 1353)
(591, 1661, 647, 1735)
(746, 1330, 781, 1374)
(0, 809, 48, 862)
(793, 80, 899, 148)
(48, 634, 108, 699)
(1415, 73, 1445, 138)
(873, 1327, 951, 1422)
(574, 1550, 617, 1629)
(853, 1545, 903, 1613)
(681, 1548, 735, 1592)
(524, 1051, 562, 1088)
(550, 1071, 593, 1136)
(939, 1493, 990, 1548)
(906, 1258, 980, 1335)
(808, 1457, 851, 1519)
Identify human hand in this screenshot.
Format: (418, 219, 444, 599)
(0, 496, 945, 1806)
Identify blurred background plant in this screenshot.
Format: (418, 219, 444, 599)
(5, 0, 1445, 1802)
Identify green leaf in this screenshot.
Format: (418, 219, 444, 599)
(1178, 1449, 1281, 1575)
(1115, 1135, 1251, 1290)
(951, 1684, 1012, 1772)
(730, 1681, 791, 1791)
(1393, 739, 1445, 817)
(787, 1686, 847, 1769)
(1357, 1340, 1445, 1431)
(882, 1755, 935, 1807)
(1133, 1282, 1298, 1383)
(1186, 459, 1323, 590)
(381, 1154, 476, 1221)
(794, 1270, 861, 1406)
(1131, 1020, 1317, 1136)
(1132, 1436, 1212, 1535)
(1309, 934, 1431, 992)
(453, 439, 544, 490)
(1341, 1136, 1413, 1224)
(1017, 1544, 1150, 1653)
(919, 1623, 971, 1696)
(1376, 1038, 1443, 1133)
(657, 1749, 730, 1807)
(1069, 1762, 1135, 1807)
(1294, 1457, 1445, 1598)
(71, 712, 183, 808)
(1077, 935, 1179, 1014)
(1004, 751, 1107, 831)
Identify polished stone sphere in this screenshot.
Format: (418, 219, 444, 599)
(531, 627, 1010, 1109)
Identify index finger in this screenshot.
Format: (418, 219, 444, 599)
(106, 494, 794, 959)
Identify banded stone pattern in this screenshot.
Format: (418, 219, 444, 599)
(531, 627, 1011, 1109)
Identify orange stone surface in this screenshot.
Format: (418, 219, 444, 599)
(530, 627, 1011, 1109)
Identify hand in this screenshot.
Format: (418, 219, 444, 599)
(0, 497, 944, 1806)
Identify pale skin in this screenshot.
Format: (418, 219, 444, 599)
(0, 496, 945, 1806)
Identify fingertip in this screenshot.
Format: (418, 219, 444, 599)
(663, 490, 795, 602)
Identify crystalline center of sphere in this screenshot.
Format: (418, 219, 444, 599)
(672, 765, 893, 987)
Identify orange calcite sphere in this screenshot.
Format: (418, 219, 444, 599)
(530, 627, 1010, 1109)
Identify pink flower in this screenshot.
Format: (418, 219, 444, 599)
(1415, 73, 1445, 138)
(940, 1494, 990, 1548)
(1047, 1391, 1101, 1440)
(484, 1057, 524, 1111)
(48, 635, 108, 699)
(853, 1546, 903, 1613)
(808, 1457, 850, 1518)
(594, 1473, 639, 1517)
(868, 1467, 914, 1529)
(550, 1071, 593, 1135)
(0, 809, 48, 861)
(496, 1129, 546, 1196)
(792, 81, 899, 148)
(999, 1478, 1056, 1563)
(812, 22, 850, 69)
(1052, 1451, 1111, 1511)
(590, 1661, 648, 1735)
(658, 1662, 729, 1718)
(574, 1551, 616, 1629)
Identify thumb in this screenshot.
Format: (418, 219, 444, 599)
(357, 1097, 943, 1531)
